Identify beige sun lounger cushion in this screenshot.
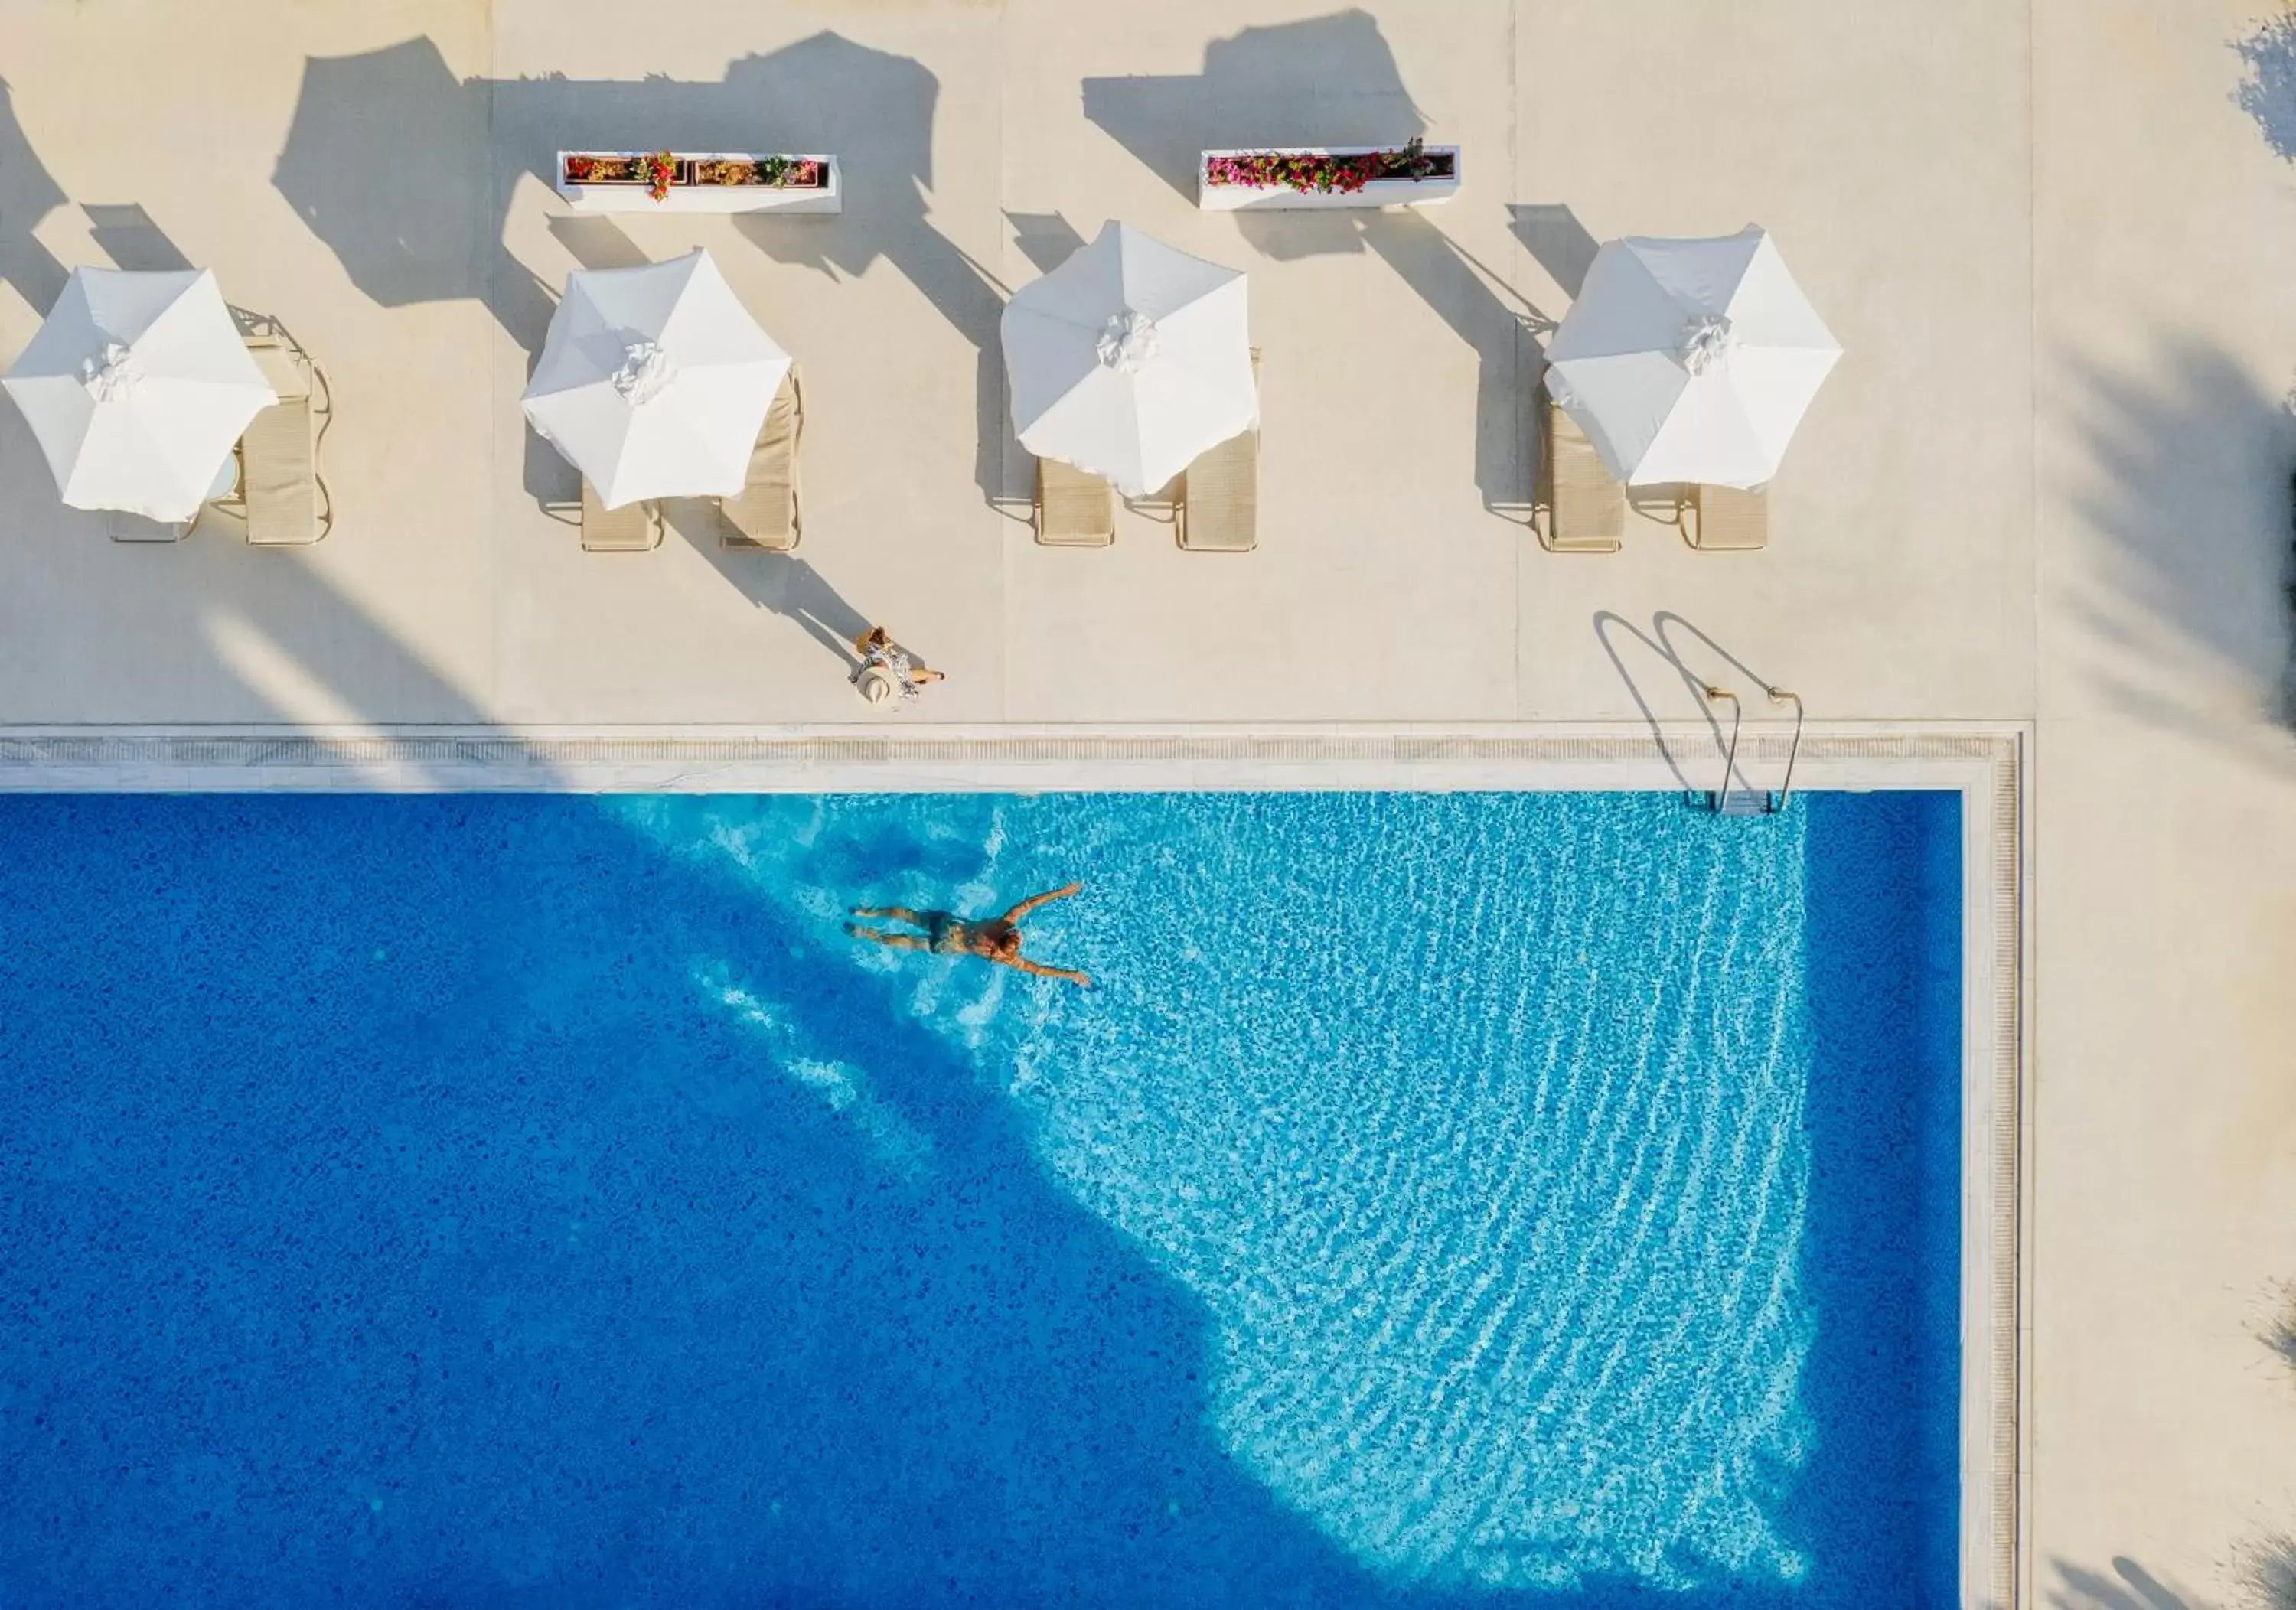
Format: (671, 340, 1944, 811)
(241, 334, 328, 547)
(1178, 350, 1261, 552)
(1534, 395, 1623, 552)
(722, 370, 804, 551)
(1035, 458, 1114, 546)
(242, 398, 320, 546)
(1685, 483, 1769, 551)
(1176, 427, 1257, 552)
(582, 478, 660, 552)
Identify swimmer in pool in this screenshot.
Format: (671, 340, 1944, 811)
(846, 882, 1089, 986)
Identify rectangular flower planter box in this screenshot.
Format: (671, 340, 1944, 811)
(1198, 145, 1460, 212)
(556, 152, 842, 215)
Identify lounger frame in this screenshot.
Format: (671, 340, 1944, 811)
(106, 322, 334, 545)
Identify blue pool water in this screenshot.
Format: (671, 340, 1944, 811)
(0, 790, 1960, 1608)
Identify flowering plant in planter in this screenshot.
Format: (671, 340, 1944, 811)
(642, 149, 679, 201)
(564, 153, 644, 185)
(690, 155, 826, 188)
(1205, 139, 1454, 194)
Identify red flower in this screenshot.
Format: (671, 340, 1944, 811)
(1205, 147, 1417, 196)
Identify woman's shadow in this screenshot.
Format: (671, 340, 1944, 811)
(698, 546, 875, 670)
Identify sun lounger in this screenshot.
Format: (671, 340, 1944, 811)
(582, 477, 660, 552)
(720, 368, 804, 551)
(105, 331, 331, 544)
(1533, 394, 1623, 552)
(1034, 457, 1114, 546)
(1177, 350, 1261, 552)
(1683, 483, 1769, 551)
(240, 334, 333, 546)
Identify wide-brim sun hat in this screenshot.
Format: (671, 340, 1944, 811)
(856, 666, 898, 705)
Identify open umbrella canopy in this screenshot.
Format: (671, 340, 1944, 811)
(1544, 227, 1840, 489)
(523, 249, 791, 508)
(1001, 221, 1255, 499)
(3, 266, 276, 523)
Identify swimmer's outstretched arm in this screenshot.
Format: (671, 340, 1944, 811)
(846, 924, 930, 952)
(850, 905, 926, 924)
(1002, 956, 1090, 987)
(1000, 882, 1083, 923)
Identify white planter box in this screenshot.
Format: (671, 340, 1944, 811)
(1197, 145, 1460, 212)
(556, 152, 841, 215)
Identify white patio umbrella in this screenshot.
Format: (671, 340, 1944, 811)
(3, 266, 276, 523)
(1000, 221, 1255, 498)
(1544, 227, 1841, 488)
(522, 249, 791, 508)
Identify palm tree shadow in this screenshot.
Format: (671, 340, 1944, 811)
(2246, 1535, 2296, 1610)
(2265, 1279, 2296, 1374)
(2063, 337, 2296, 748)
(2233, 15, 2296, 162)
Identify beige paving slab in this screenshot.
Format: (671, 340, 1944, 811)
(1512, 0, 2036, 729)
(0, 0, 498, 724)
(2029, 0, 2296, 1599)
(998, 0, 1527, 722)
(484, 1, 1011, 724)
(0, 0, 2291, 1599)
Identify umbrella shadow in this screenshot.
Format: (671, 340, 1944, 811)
(83, 204, 193, 274)
(1358, 210, 1542, 514)
(272, 32, 1013, 506)
(1081, 10, 1424, 218)
(545, 217, 647, 273)
(0, 77, 69, 316)
(1081, 12, 1536, 513)
(1006, 210, 1087, 276)
(1508, 202, 1599, 304)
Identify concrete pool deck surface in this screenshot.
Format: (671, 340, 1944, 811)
(0, 0, 2291, 1602)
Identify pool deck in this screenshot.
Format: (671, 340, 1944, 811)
(2, 0, 2293, 1601)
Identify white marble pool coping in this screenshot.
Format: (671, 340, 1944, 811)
(0, 720, 2027, 1607)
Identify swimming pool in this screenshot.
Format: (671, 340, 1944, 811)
(0, 789, 1961, 1607)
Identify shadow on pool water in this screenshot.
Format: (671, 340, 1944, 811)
(0, 792, 1958, 1608)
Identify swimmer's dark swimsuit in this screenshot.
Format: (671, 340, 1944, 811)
(926, 913, 967, 954)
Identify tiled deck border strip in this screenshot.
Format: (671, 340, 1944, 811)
(0, 722, 2027, 1608)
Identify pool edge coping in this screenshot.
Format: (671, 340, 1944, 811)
(0, 719, 2029, 1608)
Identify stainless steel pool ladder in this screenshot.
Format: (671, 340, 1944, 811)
(1696, 683, 1804, 816)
